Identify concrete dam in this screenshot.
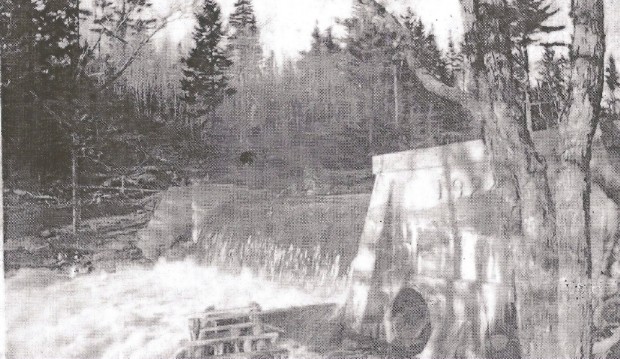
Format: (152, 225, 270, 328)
(134, 131, 618, 358)
(342, 130, 618, 358)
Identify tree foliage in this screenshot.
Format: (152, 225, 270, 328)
(608, 56, 620, 93)
(229, 0, 257, 34)
(531, 46, 568, 129)
(2, 0, 474, 194)
(401, 9, 452, 85)
(181, 0, 232, 116)
(607, 55, 620, 115)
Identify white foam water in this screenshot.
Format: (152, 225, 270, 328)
(6, 259, 342, 359)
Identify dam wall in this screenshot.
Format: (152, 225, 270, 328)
(343, 131, 618, 358)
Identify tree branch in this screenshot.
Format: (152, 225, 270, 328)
(593, 326, 620, 358)
(593, 120, 620, 207)
(95, 10, 182, 92)
(411, 63, 480, 111)
(96, 21, 168, 92)
(355, 0, 479, 117)
(29, 91, 76, 134)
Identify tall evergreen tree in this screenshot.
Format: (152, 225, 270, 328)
(181, 0, 232, 127)
(308, 25, 339, 55)
(401, 10, 451, 85)
(323, 27, 339, 53)
(229, 0, 257, 33)
(225, 0, 262, 152)
(513, 0, 565, 133)
(533, 46, 568, 129)
(445, 36, 463, 87)
(310, 23, 322, 55)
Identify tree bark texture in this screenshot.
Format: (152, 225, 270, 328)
(458, 1, 559, 356)
(71, 141, 80, 234)
(555, 1, 605, 357)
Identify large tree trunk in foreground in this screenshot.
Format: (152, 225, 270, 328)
(458, 1, 559, 356)
(555, 0, 605, 357)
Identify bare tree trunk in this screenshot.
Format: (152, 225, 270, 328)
(458, 1, 559, 356)
(477, 54, 559, 357)
(71, 141, 80, 234)
(393, 63, 398, 125)
(555, 0, 605, 357)
(524, 46, 533, 134)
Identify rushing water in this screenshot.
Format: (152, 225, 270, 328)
(6, 259, 346, 359)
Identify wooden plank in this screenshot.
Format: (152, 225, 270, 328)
(189, 307, 258, 320)
(197, 321, 255, 331)
(185, 332, 279, 347)
(78, 185, 160, 192)
(175, 347, 288, 359)
(206, 349, 288, 359)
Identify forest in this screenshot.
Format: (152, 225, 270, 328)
(1, 0, 583, 198)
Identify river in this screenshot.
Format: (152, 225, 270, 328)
(5, 259, 345, 359)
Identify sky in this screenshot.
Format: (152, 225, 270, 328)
(153, 0, 620, 66)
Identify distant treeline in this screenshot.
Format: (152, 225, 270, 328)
(0, 0, 571, 194)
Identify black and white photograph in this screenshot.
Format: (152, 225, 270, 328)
(1, 0, 620, 357)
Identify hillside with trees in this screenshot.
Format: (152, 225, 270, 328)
(0, 0, 474, 276)
(2, 0, 473, 200)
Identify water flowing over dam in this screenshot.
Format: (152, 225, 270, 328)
(136, 183, 369, 288)
(5, 260, 346, 359)
(7, 188, 365, 359)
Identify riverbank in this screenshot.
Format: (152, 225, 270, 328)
(3, 191, 158, 276)
(4, 186, 371, 278)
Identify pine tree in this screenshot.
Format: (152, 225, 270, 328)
(511, 0, 565, 133)
(424, 31, 450, 84)
(402, 9, 451, 85)
(310, 23, 322, 54)
(228, 0, 261, 69)
(181, 0, 232, 122)
(225, 0, 262, 153)
(229, 0, 257, 34)
(323, 27, 339, 53)
(532, 46, 568, 129)
(607, 55, 620, 115)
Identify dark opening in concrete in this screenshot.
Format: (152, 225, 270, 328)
(389, 287, 432, 355)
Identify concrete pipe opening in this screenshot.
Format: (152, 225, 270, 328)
(388, 287, 432, 356)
